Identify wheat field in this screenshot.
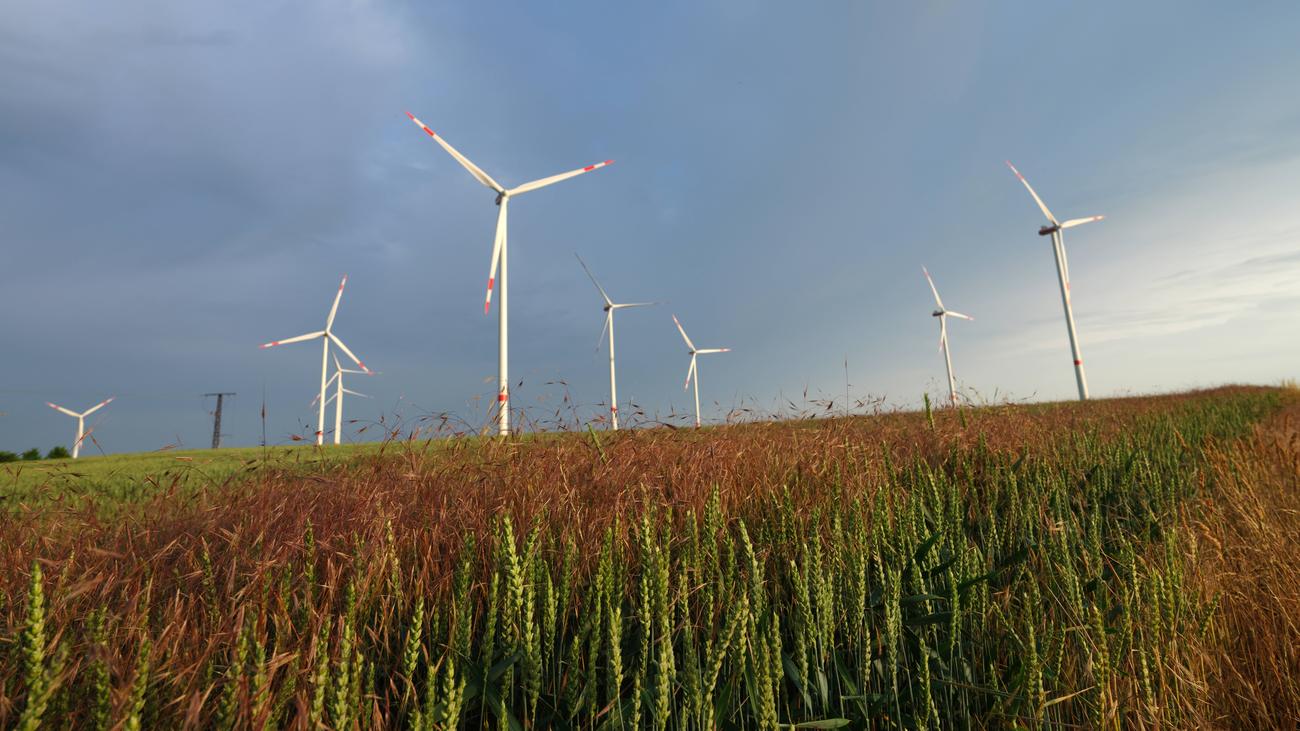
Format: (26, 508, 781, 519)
(1, 386, 1298, 728)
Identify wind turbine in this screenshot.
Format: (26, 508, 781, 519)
(1006, 161, 1104, 401)
(261, 275, 371, 445)
(312, 354, 373, 446)
(576, 254, 656, 430)
(406, 111, 613, 436)
(922, 267, 974, 407)
(672, 315, 730, 428)
(46, 397, 113, 459)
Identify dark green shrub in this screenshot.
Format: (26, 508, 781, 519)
(0, 451, 17, 463)
(46, 446, 71, 460)
(20, 449, 41, 461)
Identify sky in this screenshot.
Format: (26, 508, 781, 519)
(3, 1, 1300, 454)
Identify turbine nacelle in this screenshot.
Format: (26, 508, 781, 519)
(1038, 224, 1059, 236)
(932, 309, 945, 318)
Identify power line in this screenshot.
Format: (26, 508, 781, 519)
(203, 392, 236, 449)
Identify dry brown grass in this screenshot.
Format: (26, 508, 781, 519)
(1183, 401, 1300, 728)
(0, 389, 1203, 601)
(0, 385, 1295, 728)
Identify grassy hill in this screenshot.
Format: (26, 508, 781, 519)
(1, 443, 376, 513)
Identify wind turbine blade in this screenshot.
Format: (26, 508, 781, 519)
(671, 314, 696, 351)
(696, 348, 731, 354)
(326, 275, 347, 331)
(339, 368, 375, 375)
(575, 253, 613, 306)
(332, 353, 343, 372)
(684, 355, 697, 390)
(485, 197, 507, 314)
(922, 266, 944, 309)
(82, 397, 114, 416)
(612, 302, 658, 309)
(939, 317, 948, 352)
(508, 160, 613, 196)
(1060, 215, 1104, 229)
(341, 388, 370, 398)
(1005, 160, 1058, 225)
(596, 310, 611, 353)
(47, 402, 79, 418)
(312, 373, 341, 405)
(261, 331, 326, 349)
(946, 311, 974, 321)
(405, 112, 504, 193)
(328, 333, 370, 374)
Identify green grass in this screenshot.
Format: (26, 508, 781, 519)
(0, 443, 380, 512)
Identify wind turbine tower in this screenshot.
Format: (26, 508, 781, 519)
(407, 112, 613, 435)
(261, 275, 371, 444)
(1006, 161, 1104, 401)
(575, 253, 656, 430)
(46, 397, 114, 459)
(672, 315, 731, 428)
(921, 268, 973, 407)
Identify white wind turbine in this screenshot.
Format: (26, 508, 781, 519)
(261, 275, 371, 445)
(1006, 161, 1104, 401)
(311, 354, 373, 446)
(672, 314, 731, 428)
(576, 254, 656, 431)
(406, 111, 613, 436)
(46, 396, 113, 459)
(922, 267, 974, 407)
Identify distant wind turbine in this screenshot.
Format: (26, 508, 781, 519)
(261, 275, 371, 445)
(46, 397, 113, 458)
(576, 253, 656, 430)
(922, 267, 974, 407)
(672, 314, 731, 428)
(406, 111, 613, 436)
(1006, 161, 1104, 401)
(312, 354, 373, 446)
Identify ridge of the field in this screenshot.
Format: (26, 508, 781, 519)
(0, 387, 1267, 515)
(1, 385, 1298, 728)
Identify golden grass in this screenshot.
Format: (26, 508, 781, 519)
(0, 386, 1295, 728)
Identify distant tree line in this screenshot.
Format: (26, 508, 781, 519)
(0, 446, 71, 462)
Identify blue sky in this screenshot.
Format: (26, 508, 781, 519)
(3, 1, 1299, 453)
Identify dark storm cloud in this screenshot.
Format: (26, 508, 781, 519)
(5, 1, 1300, 453)
(0, 1, 414, 270)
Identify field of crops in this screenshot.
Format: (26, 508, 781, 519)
(1, 386, 1298, 728)
(0, 445, 349, 514)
